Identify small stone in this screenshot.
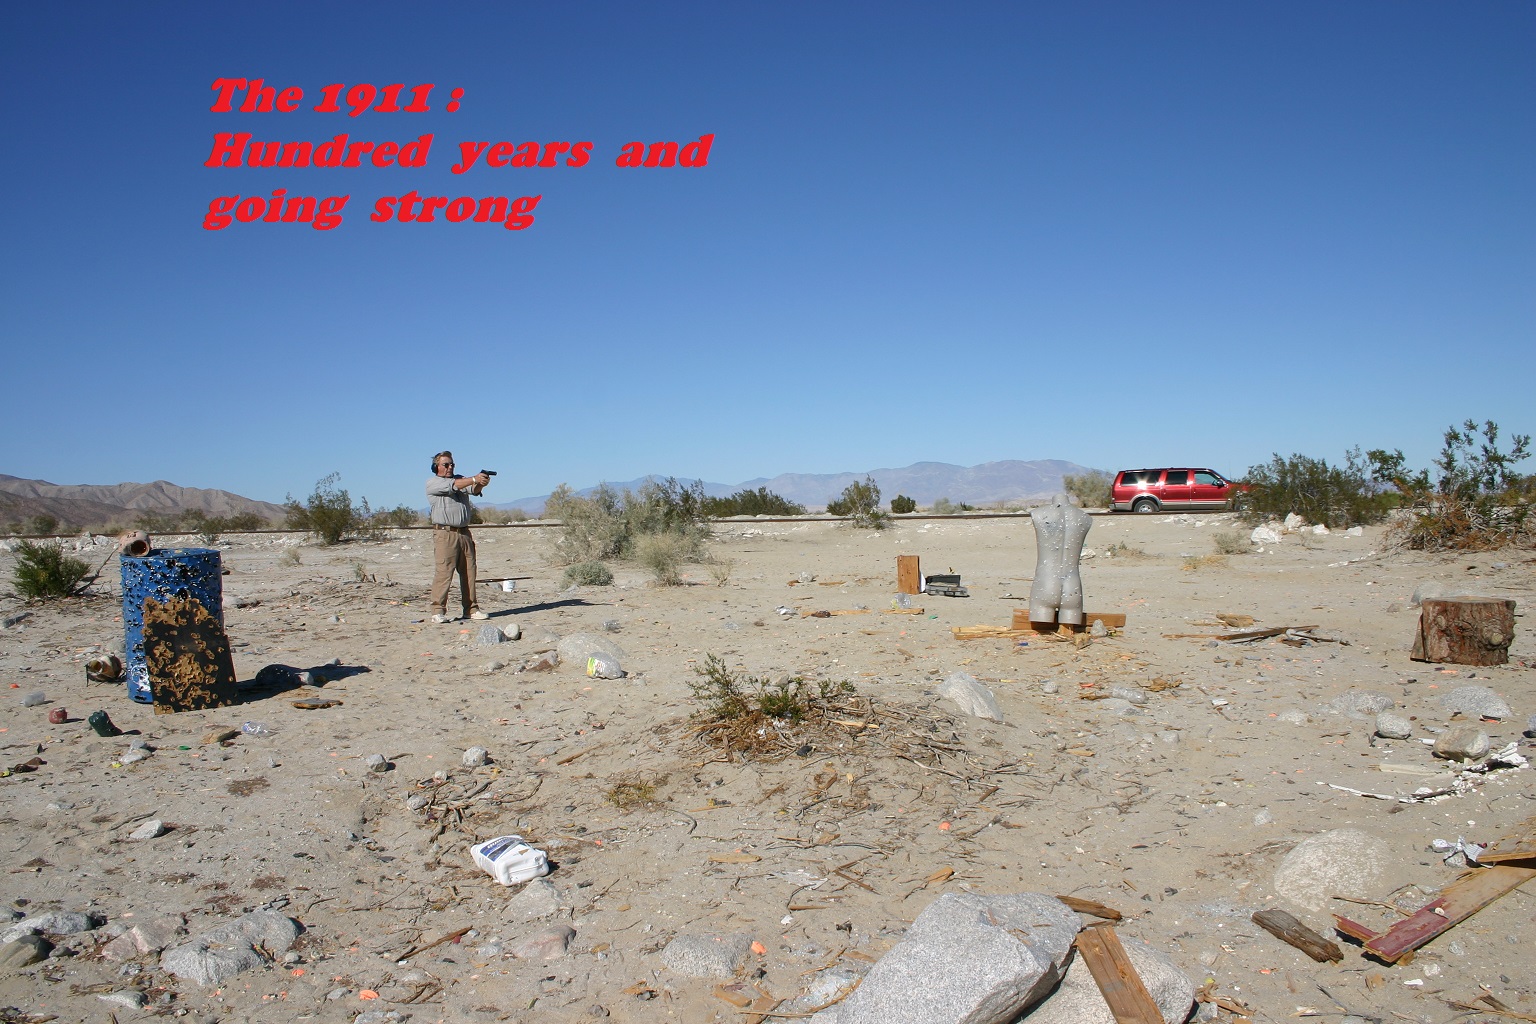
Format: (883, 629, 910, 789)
(121, 749, 151, 764)
(159, 910, 299, 985)
(1329, 690, 1395, 718)
(129, 820, 167, 840)
(406, 794, 430, 811)
(1041, 681, 1060, 695)
(1090, 619, 1108, 637)
(1440, 685, 1511, 721)
(1525, 714, 1536, 739)
(1253, 808, 1274, 826)
(602, 620, 621, 632)
(508, 878, 562, 921)
(661, 932, 752, 978)
(97, 991, 147, 1009)
(476, 625, 505, 646)
(485, 660, 506, 674)
(511, 924, 576, 960)
(1375, 713, 1414, 740)
(501, 621, 521, 641)
(462, 746, 489, 768)
(363, 753, 390, 773)
(1276, 709, 1311, 726)
(21, 692, 45, 707)
(1433, 726, 1491, 762)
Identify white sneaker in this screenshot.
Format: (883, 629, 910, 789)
(468, 610, 489, 621)
(431, 613, 453, 624)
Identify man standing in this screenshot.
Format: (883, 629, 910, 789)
(426, 451, 491, 624)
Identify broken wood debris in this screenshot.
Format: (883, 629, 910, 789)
(1162, 624, 1336, 644)
(1056, 894, 1123, 921)
(1334, 813, 1536, 963)
(1251, 908, 1342, 963)
(1073, 922, 1165, 1024)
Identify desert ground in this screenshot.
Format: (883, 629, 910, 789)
(0, 511, 1532, 1024)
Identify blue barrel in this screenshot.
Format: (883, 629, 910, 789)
(121, 548, 224, 703)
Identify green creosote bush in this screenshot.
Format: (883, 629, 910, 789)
(1239, 447, 1394, 530)
(826, 476, 888, 530)
(1212, 531, 1249, 555)
(1062, 471, 1113, 509)
(703, 487, 806, 518)
(890, 494, 917, 515)
(545, 477, 710, 564)
(24, 514, 59, 537)
(283, 473, 378, 545)
(689, 653, 855, 724)
(476, 506, 527, 525)
(11, 540, 91, 600)
(1371, 419, 1534, 551)
(929, 497, 975, 515)
(372, 504, 421, 529)
(562, 560, 614, 586)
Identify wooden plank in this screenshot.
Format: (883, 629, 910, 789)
(1073, 924, 1165, 1024)
(1412, 597, 1516, 665)
(1251, 908, 1342, 962)
(952, 626, 1035, 640)
(1333, 864, 1536, 963)
(1478, 814, 1536, 867)
(1013, 609, 1126, 630)
(896, 555, 921, 595)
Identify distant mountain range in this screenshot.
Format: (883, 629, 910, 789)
(0, 475, 287, 532)
(497, 460, 1103, 515)
(0, 459, 1104, 532)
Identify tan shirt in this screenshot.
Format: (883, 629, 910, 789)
(425, 476, 473, 527)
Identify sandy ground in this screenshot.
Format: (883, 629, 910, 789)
(0, 512, 1532, 1024)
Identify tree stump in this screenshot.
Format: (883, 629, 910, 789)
(1411, 597, 1516, 666)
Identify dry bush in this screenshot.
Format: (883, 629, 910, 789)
(689, 654, 858, 760)
(562, 560, 613, 586)
(1212, 531, 1248, 555)
(1106, 541, 1149, 559)
(634, 531, 695, 585)
(605, 774, 667, 810)
(1182, 554, 1228, 572)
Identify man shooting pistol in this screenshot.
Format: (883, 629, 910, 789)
(425, 450, 491, 623)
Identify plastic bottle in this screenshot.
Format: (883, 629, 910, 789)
(241, 722, 273, 737)
(470, 835, 550, 885)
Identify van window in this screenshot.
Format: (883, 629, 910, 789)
(1164, 471, 1189, 485)
(1121, 471, 1156, 486)
(1195, 471, 1222, 486)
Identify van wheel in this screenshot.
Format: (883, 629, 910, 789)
(1132, 497, 1159, 514)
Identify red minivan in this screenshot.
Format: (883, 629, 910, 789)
(1110, 468, 1238, 513)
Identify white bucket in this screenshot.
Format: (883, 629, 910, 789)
(501, 580, 516, 592)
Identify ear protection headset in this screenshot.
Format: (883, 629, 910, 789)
(431, 452, 454, 474)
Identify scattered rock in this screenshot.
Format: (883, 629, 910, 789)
(129, 820, 167, 840)
(1327, 690, 1395, 718)
(101, 913, 186, 961)
(159, 909, 300, 985)
(936, 672, 1002, 722)
(1440, 685, 1511, 721)
(512, 924, 576, 960)
(780, 968, 863, 1013)
(1283, 513, 1306, 532)
(1276, 709, 1311, 726)
(811, 892, 1078, 1024)
(1250, 526, 1281, 545)
(556, 632, 625, 666)
(1273, 829, 1390, 913)
(1108, 686, 1149, 705)
(0, 934, 51, 970)
(1, 911, 98, 943)
(462, 746, 489, 768)
(508, 878, 562, 921)
(97, 990, 147, 1009)
(1433, 726, 1491, 762)
(661, 932, 752, 978)
(1374, 713, 1413, 740)
(476, 625, 505, 646)
(1024, 933, 1193, 1024)
(363, 753, 391, 773)
(501, 621, 521, 641)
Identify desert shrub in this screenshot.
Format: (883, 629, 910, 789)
(372, 504, 421, 528)
(605, 775, 665, 810)
(826, 476, 888, 529)
(929, 497, 975, 514)
(546, 478, 710, 564)
(690, 653, 855, 725)
(11, 540, 90, 599)
(1212, 531, 1248, 555)
(25, 514, 60, 536)
(703, 487, 806, 517)
(1371, 420, 1533, 550)
(476, 506, 527, 525)
(1062, 471, 1112, 509)
(633, 531, 695, 585)
(1106, 541, 1149, 558)
(706, 556, 734, 585)
(283, 473, 377, 545)
(279, 547, 302, 566)
(1239, 448, 1393, 529)
(1181, 554, 1227, 572)
(562, 560, 613, 586)
(890, 494, 917, 514)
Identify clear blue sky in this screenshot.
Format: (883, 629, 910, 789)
(2, 2, 1531, 509)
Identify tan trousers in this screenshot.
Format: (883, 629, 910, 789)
(431, 527, 479, 616)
